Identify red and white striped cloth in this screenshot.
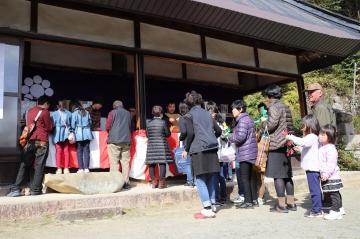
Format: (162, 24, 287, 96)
(46, 131, 180, 180)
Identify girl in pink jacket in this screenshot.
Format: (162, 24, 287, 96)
(319, 124, 345, 220)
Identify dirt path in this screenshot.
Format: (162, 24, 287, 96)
(1, 187, 359, 239)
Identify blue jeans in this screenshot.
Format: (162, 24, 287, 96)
(235, 161, 245, 196)
(215, 163, 227, 201)
(306, 171, 322, 213)
(195, 173, 217, 208)
(223, 162, 233, 179)
(77, 140, 90, 169)
(183, 164, 193, 183)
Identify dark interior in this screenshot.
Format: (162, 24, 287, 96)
(23, 66, 244, 118)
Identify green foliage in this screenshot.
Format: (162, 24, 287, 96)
(306, 0, 360, 20)
(244, 82, 303, 135)
(307, 0, 342, 13)
(282, 83, 302, 135)
(337, 142, 360, 171)
(244, 92, 266, 120)
(304, 1, 360, 98)
(243, 0, 360, 171)
(303, 52, 359, 97)
(352, 115, 360, 134)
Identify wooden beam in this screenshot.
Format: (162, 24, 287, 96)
(201, 35, 207, 59)
(30, 0, 38, 32)
(182, 63, 187, 81)
(23, 41, 31, 66)
(37, 0, 301, 56)
(134, 21, 140, 48)
(254, 47, 260, 68)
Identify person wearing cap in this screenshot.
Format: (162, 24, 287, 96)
(106, 100, 132, 190)
(305, 83, 336, 128)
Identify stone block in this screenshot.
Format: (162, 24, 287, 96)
(337, 122, 355, 136)
(44, 172, 124, 194)
(340, 134, 360, 150)
(56, 206, 124, 221)
(335, 110, 353, 123)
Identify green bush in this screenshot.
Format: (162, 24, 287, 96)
(337, 142, 360, 171)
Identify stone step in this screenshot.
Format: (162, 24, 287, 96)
(0, 171, 359, 221)
(56, 206, 124, 221)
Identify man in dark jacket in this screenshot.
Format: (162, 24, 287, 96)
(7, 96, 53, 197)
(106, 100, 132, 189)
(305, 83, 336, 128)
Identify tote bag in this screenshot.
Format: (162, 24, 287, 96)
(255, 127, 270, 173)
(174, 146, 191, 174)
(218, 142, 236, 162)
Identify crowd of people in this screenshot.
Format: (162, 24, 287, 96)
(6, 82, 345, 221)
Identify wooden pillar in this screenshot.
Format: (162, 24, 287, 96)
(133, 21, 146, 129)
(134, 53, 146, 129)
(30, 0, 38, 32)
(297, 76, 307, 117)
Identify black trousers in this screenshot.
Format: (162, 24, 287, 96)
(76, 140, 90, 169)
(323, 191, 342, 212)
(12, 140, 49, 194)
(149, 163, 166, 180)
(239, 161, 257, 203)
(274, 177, 294, 197)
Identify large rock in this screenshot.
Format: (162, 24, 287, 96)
(44, 172, 124, 194)
(335, 110, 355, 135)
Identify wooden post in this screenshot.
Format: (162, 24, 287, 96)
(133, 21, 146, 129)
(30, 0, 38, 32)
(134, 53, 146, 129)
(297, 76, 307, 117)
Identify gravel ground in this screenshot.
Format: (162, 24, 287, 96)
(1, 186, 359, 239)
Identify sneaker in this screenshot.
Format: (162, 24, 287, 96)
(195, 209, 215, 218)
(63, 168, 70, 174)
(258, 198, 264, 205)
(226, 177, 233, 182)
(77, 169, 84, 173)
(6, 190, 22, 197)
(304, 211, 323, 218)
(233, 195, 245, 204)
(235, 202, 254, 209)
(324, 210, 343, 220)
(56, 168, 62, 174)
(84, 169, 90, 173)
(340, 207, 346, 215)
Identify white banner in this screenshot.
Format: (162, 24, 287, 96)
(0, 44, 4, 119)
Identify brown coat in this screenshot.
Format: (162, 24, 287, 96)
(266, 99, 295, 151)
